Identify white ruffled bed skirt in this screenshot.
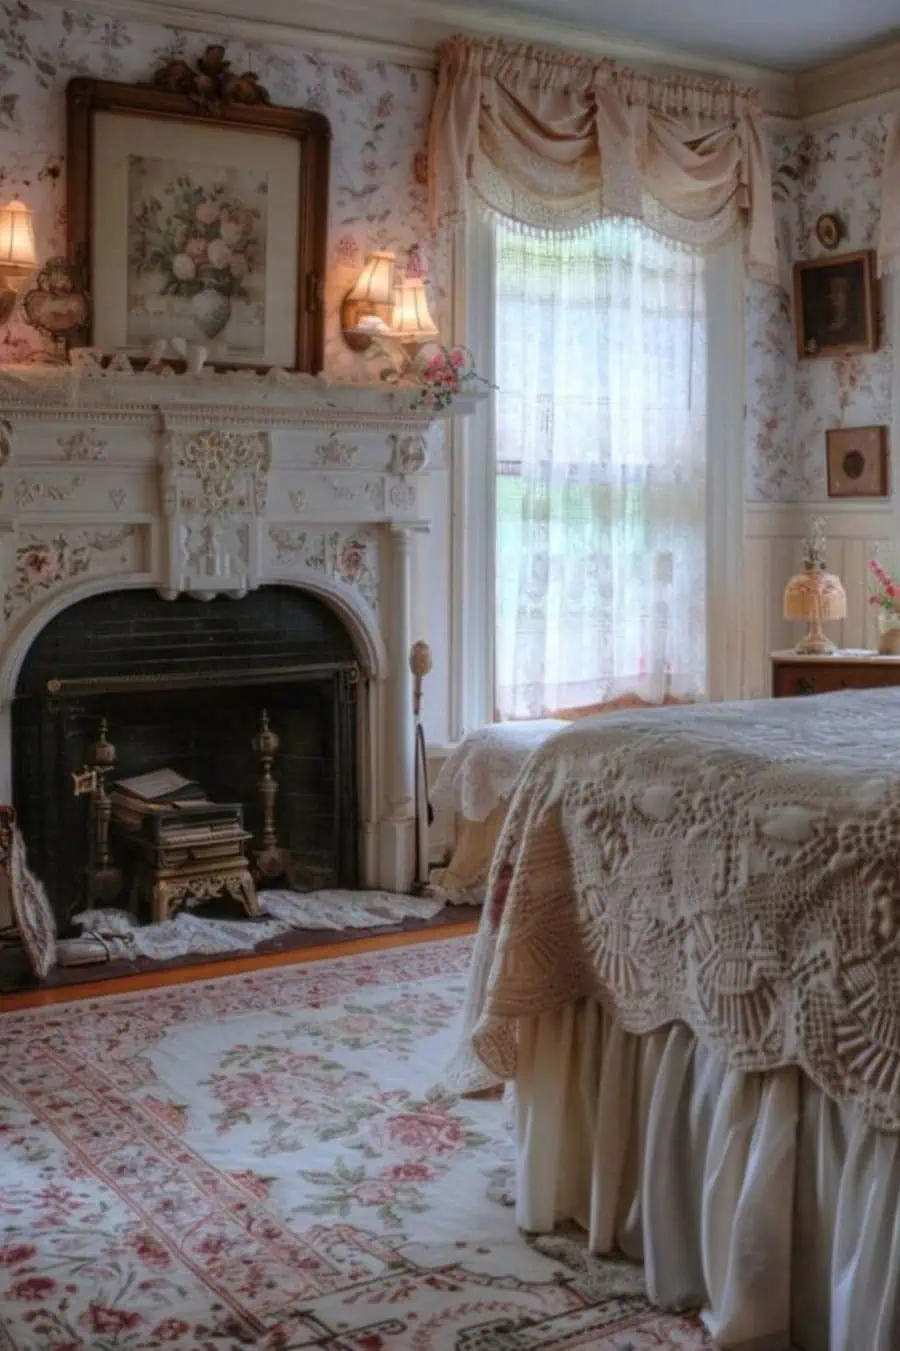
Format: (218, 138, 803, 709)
(514, 1001, 900, 1351)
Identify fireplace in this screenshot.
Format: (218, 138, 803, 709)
(0, 367, 481, 919)
(12, 586, 361, 926)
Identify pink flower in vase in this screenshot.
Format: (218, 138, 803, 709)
(195, 198, 220, 227)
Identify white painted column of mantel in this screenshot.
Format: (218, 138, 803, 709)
(379, 524, 416, 890)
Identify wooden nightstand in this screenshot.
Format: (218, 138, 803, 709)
(771, 650, 900, 698)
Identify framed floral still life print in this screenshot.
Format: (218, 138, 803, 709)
(793, 250, 877, 359)
(66, 48, 330, 372)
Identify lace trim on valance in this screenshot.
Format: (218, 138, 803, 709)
(469, 148, 749, 262)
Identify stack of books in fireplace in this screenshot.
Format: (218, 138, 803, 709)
(110, 769, 249, 867)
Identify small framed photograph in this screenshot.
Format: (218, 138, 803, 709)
(826, 425, 888, 498)
(66, 54, 330, 371)
(793, 250, 877, 359)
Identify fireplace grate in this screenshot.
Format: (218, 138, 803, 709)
(13, 587, 361, 925)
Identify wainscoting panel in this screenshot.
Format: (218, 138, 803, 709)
(742, 502, 896, 698)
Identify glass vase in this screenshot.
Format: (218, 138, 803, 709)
(877, 610, 900, 655)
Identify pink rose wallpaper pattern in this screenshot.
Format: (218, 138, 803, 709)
(748, 110, 893, 502)
(0, 2, 893, 502)
(0, 1, 435, 379)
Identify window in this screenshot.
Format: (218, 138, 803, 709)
(492, 217, 709, 720)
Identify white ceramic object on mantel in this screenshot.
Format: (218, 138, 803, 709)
(169, 337, 208, 374)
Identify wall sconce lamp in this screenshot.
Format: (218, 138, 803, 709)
(340, 250, 396, 352)
(341, 255, 441, 368)
(0, 199, 37, 325)
(390, 278, 439, 349)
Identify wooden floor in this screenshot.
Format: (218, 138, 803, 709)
(0, 912, 479, 1012)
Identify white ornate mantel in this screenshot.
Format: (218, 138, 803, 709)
(0, 365, 482, 893)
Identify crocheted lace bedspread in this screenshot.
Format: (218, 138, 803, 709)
(458, 689, 900, 1130)
(432, 720, 568, 822)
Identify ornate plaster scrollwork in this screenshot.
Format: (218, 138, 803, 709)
(316, 432, 359, 467)
(0, 421, 12, 470)
(389, 433, 428, 475)
(319, 475, 386, 511)
(0, 421, 12, 510)
(159, 427, 271, 599)
(58, 431, 107, 462)
(3, 527, 139, 624)
(14, 476, 84, 510)
(389, 479, 416, 511)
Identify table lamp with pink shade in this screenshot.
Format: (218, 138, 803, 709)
(783, 517, 847, 654)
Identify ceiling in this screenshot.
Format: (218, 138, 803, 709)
(431, 0, 900, 71)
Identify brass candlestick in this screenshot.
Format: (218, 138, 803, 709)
(71, 718, 122, 905)
(252, 709, 285, 880)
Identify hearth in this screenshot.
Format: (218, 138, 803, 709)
(12, 586, 360, 927)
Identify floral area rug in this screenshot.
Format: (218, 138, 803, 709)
(0, 937, 714, 1350)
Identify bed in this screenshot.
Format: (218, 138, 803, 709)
(449, 689, 900, 1351)
(431, 720, 566, 901)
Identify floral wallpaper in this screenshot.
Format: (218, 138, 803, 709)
(744, 123, 803, 502)
(0, 0, 434, 378)
(0, 3, 894, 505)
(746, 111, 893, 502)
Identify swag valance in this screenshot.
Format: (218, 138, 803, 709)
(428, 36, 778, 281)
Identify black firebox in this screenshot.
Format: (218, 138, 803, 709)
(12, 586, 361, 927)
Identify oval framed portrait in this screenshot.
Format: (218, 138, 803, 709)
(815, 213, 842, 251)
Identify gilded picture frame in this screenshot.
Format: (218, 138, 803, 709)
(793, 250, 877, 360)
(66, 52, 330, 372)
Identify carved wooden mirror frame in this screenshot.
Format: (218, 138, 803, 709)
(66, 47, 331, 373)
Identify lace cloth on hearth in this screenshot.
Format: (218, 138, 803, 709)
(453, 688, 900, 1130)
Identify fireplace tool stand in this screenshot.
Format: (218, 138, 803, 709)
(410, 640, 435, 896)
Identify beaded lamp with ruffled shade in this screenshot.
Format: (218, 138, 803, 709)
(783, 517, 847, 654)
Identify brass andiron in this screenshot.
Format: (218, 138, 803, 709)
(252, 709, 286, 880)
(71, 718, 123, 905)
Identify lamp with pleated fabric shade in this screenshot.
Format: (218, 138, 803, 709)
(0, 199, 37, 324)
(340, 250, 395, 351)
(783, 518, 846, 654)
(390, 278, 440, 344)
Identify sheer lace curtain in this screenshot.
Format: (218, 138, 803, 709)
(494, 216, 708, 720)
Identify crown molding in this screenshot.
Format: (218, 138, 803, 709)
(797, 33, 900, 119)
(44, 0, 900, 123)
(47, 0, 798, 113)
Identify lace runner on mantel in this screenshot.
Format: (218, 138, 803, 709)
(453, 688, 900, 1130)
